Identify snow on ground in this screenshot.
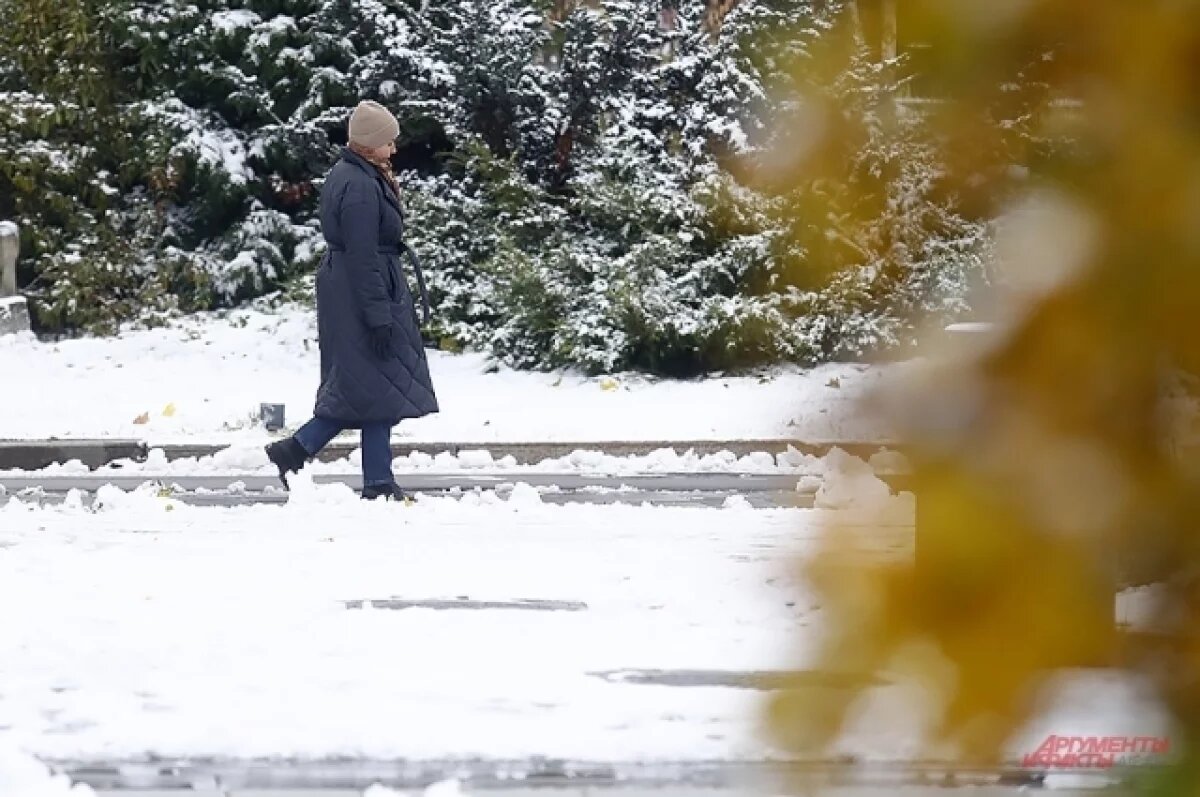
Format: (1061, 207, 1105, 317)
(0, 745, 94, 796)
(0, 739, 461, 797)
(0, 443, 909, 481)
(0, 307, 1171, 776)
(0, 483, 911, 763)
(0, 482, 1171, 772)
(0, 306, 902, 444)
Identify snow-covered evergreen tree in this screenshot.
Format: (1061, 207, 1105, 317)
(757, 23, 989, 360)
(0, 0, 186, 331)
(113, 0, 442, 306)
(1, 0, 996, 373)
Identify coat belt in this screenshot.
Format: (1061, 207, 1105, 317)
(324, 244, 431, 326)
(327, 246, 399, 254)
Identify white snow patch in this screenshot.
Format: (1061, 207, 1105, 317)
(211, 9, 261, 33)
(722, 495, 753, 511)
(0, 305, 903, 445)
(180, 128, 252, 185)
(1116, 583, 1180, 632)
(92, 482, 179, 513)
(284, 469, 358, 506)
(364, 780, 466, 797)
(868, 450, 910, 473)
(0, 746, 94, 796)
(1004, 670, 1176, 767)
(506, 482, 542, 506)
(0, 498, 833, 761)
(455, 450, 494, 469)
(364, 785, 405, 797)
(795, 475, 823, 494)
(424, 780, 467, 797)
(4, 443, 907, 482)
(814, 448, 896, 511)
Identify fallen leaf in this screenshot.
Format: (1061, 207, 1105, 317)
(162, 402, 176, 417)
(133, 412, 150, 425)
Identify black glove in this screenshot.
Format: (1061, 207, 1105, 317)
(369, 324, 395, 360)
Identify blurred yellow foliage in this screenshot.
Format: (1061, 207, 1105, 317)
(768, 1, 1200, 791)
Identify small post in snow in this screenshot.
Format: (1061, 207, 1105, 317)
(0, 221, 31, 336)
(0, 221, 17, 298)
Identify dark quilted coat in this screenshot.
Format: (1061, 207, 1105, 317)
(313, 148, 439, 425)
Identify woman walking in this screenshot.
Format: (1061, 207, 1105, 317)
(266, 100, 438, 500)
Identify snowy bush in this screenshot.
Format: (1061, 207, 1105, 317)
(0, 0, 998, 372)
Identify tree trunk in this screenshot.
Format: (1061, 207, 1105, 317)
(703, 0, 741, 37)
(846, 0, 865, 48)
(881, 0, 898, 61)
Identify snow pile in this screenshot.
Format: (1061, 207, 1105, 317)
(5, 444, 911, 481)
(26, 460, 91, 477)
(814, 448, 896, 512)
(0, 747, 93, 796)
(91, 482, 181, 514)
(455, 450, 497, 469)
(506, 482, 543, 507)
(794, 475, 823, 494)
(867, 449, 910, 474)
(364, 779, 466, 797)
(90, 482, 180, 514)
(1116, 583, 1182, 632)
(284, 469, 359, 506)
(722, 495, 753, 511)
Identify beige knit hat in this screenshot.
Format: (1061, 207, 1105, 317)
(348, 100, 399, 148)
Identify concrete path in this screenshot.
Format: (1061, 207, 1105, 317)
(64, 757, 1087, 795)
(0, 472, 816, 508)
(0, 439, 903, 470)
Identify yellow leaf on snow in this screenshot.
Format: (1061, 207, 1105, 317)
(162, 402, 176, 417)
(599, 376, 619, 392)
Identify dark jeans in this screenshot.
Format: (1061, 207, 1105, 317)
(293, 417, 395, 487)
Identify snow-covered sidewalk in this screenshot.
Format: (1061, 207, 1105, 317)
(0, 307, 901, 445)
(0, 481, 912, 764)
(2, 441, 911, 486)
(0, 481, 1174, 783)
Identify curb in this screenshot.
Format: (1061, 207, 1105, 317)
(1, 439, 904, 471)
(0, 439, 148, 471)
(58, 756, 1056, 793)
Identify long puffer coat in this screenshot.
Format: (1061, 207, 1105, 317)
(312, 147, 438, 426)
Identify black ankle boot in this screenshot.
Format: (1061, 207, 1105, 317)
(361, 482, 414, 502)
(264, 437, 309, 490)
